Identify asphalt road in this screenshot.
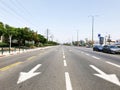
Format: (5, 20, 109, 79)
(0, 45, 120, 90)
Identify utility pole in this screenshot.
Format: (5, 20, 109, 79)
(105, 35, 107, 45)
(46, 29, 49, 41)
(89, 15, 98, 47)
(77, 30, 79, 46)
(92, 16, 94, 47)
(108, 34, 111, 45)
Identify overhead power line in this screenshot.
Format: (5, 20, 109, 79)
(14, 0, 33, 16)
(0, 0, 29, 25)
(11, 0, 39, 30)
(0, 2, 24, 25)
(0, 0, 39, 30)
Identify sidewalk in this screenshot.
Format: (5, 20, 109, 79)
(0, 46, 53, 58)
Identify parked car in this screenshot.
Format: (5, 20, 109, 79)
(102, 45, 120, 54)
(93, 45, 103, 51)
(114, 43, 120, 48)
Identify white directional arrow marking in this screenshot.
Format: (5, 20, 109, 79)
(90, 65, 120, 86)
(17, 64, 42, 84)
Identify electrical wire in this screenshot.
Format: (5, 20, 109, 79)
(0, 2, 24, 25)
(0, 0, 40, 32)
(0, 0, 33, 27)
(11, 0, 40, 30)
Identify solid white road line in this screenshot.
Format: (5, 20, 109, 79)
(106, 61, 120, 68)
(92, 56, 100, 60)
(64, 60, 67, 67)
(65, 72, 73, 90)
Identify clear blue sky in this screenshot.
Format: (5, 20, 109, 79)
(0, 0, 120, 43)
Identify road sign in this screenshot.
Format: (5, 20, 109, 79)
(99, 37, 104, 45)
(98, 34, 101, 37)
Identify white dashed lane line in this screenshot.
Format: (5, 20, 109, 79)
(106, 61, 120, 68)
(62, 49, 72, 90)
(63, 60, 67, 67)
(79, 50, 101, 60)
(83, 52, 100, 60)
(83, 52, 120, 69)
(85, 53, 90, 56)
(81, 51, 84, 54)
(65, 72, 73, 90)
(84, 52, 120, 69)
(63, 55, 66, 59)
(92, 56, 100, 60)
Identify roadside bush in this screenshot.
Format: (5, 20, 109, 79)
(0, 42, 9, 47)
(37, 43, 44, 47)
(25, 43, 37, 48)
(25, 43, 34, 47)
(44, 44, 53, 46)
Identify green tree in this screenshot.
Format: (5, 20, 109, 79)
(38, 34, 47, 44)
(0, 22, 5, 36)
(21, 27, 32, 45)
(5, 24, 17, 48)
(14, 28, 23, 47)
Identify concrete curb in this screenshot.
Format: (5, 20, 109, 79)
(0, 46, 53, 58)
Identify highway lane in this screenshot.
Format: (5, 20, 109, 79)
(0, 47, 52, 69)
(0, 46, 68, 90)
(0, 45, 120, 90)
(72, 46, 120, 66)
(75, 46, 120, 59)
(64, 46, 120, 90)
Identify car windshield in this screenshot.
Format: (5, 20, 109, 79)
(98, 45, 103, 48)
(110, 46, 118, 48)
(93, 45, 102, 47)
